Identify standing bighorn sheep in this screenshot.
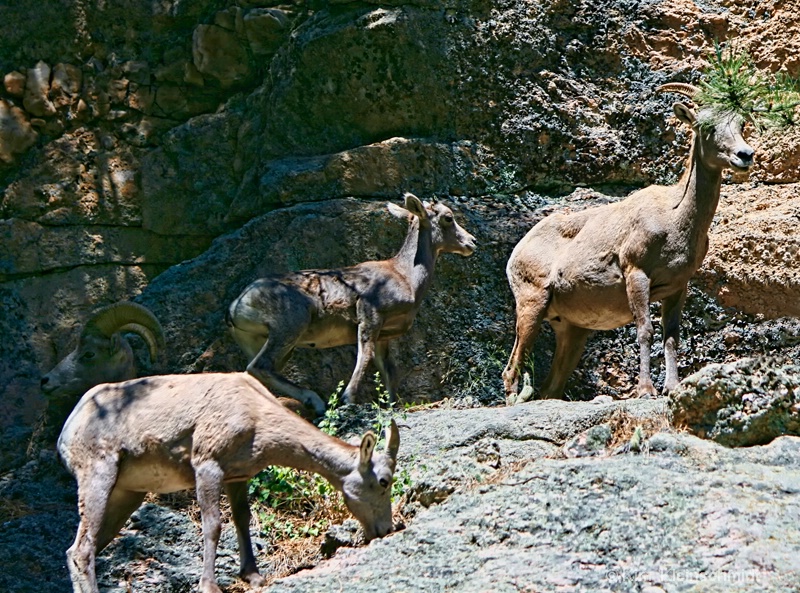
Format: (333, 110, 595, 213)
(503, 83, 755, 400)
(227, 193, 476, 413)
(58, 371, 400, 593)
(40, 301, 164, 399)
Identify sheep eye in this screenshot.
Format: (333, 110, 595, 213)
(80, 351, 96, 361)
(379, 478, 390, 489)
(443, 214, 454, 224)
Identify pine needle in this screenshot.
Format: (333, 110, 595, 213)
(695, 41, 800, 131)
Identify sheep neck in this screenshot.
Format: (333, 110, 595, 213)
(392, 217, 436, 300)
(268, 413, 356, 490)
(674, 133, 723, 234)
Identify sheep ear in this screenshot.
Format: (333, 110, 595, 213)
(109, 333, 124, 355)
(403, 193, 429, 221)
(387, 202, 410, 219)
(385, 419, 400, 462)
(673, 102, 696, 126)
(359, 432, 377, 470)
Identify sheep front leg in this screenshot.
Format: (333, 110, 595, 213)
(502, 287, 549, 400)
(661, 288, 687, 395)
(625, 269, 658, 398)
(342, 302, 382, 404)
(195, 460, 225, 593)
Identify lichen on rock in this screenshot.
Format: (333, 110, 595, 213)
(669, 355, 800, 447)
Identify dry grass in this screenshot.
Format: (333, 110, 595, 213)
(479, 459, 533, 487)
(132, 464, 395, 590)
(605, 406, 673, 451)
(0, 497, 33, 523)
(142, 474, 352, 585)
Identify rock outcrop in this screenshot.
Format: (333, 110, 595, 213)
(4, 398, 799, 592)
(2, 1, 800, 588)
(271, 431, 800, 593)
(669, 356, 800, 447)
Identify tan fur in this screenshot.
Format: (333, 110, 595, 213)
(58, 372, 400, 593)
(227, 193, 476, 413)
(503, 101, 755, 400)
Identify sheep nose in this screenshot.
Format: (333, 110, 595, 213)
(40, 375, 55, 394)
(737, 147, 754, 164)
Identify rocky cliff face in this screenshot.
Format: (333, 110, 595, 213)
(1, 0, 799, 590)
(3, 0, 800, 466)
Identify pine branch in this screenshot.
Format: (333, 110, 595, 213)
(694, 41, 800, 131)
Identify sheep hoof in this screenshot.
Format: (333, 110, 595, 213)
(301, 390, 327, 416)
(516, 384, 535, 404)
(242, 571, 266, 587)
(637, 384, 659, 399)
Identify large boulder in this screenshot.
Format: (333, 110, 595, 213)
(669, 356, 800, 447)
(698, 182, 800, 320)
(269, 430, 800, 593)
(11, 396, 800, 593)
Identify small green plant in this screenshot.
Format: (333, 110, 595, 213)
(370, 373, 405, 439)
(247, 385, 349, 542)
(318, 381, 345, 437)
(248, 466, 336, 515)
(367, 373, 413, 502)
(253, 509, 324, 541)
(391, 461, 414, 502)
(696, 41, 800, 130)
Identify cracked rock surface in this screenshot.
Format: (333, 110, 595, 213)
(269, 430, 800, 593)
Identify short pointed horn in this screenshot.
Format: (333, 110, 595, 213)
(385, 419, 400, 461)
(82, 302, 165, 363)
(657, 83, 700, 99)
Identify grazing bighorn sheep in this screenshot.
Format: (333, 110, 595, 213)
(227, 193, 476, 413)
(58, 371, 400, 593)
(503, 83, 755, 400)
(41, 301, 164, 399)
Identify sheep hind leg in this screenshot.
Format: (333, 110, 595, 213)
(225, 481, 265, 587)
(66, 457, 120, 593)
(540, 321, 592, 399)
(661, 288, 687, 395)
(374, 340, 398, 403)
(502, 288, 549, 400)
(246, 327, 326, 415)
(95, 488, 147, 552)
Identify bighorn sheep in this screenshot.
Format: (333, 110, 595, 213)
(227, 193, 477, 413)
(503, 83, 755, 400)
(58, 371, 400, 593)
(41, 301, 164, 399)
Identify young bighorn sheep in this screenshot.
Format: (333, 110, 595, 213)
(503, 83, 755, 400)
(41, 301, 164, 399)
(58, 372, 400, 593)
(227, 193, 476, 413)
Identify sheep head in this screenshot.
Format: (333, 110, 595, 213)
(341, 420, 400, 542)
(41, 301, 164, 400)
(658, 83, 754, 173)
(387, 192, 477, 258)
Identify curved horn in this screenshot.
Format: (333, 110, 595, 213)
(657, 83, 700, 99)
(82, 301, 165, 363)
